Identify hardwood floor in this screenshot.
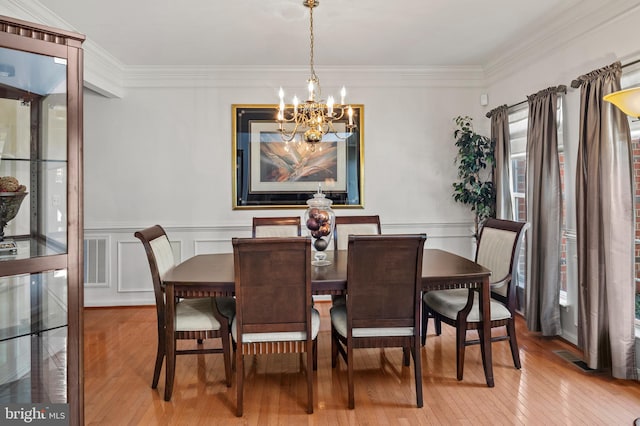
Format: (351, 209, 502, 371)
(84, 302, 640, 425)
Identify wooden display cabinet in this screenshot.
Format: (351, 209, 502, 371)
(0, 16, 84, 425)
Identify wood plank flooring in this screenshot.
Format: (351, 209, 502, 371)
(83, 303, 640, 425)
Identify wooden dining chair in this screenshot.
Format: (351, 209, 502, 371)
(330, 234, 427, 409)
(231, 236, 318, 416)
(252, 216, 301, 237)
(331, 215, 382, 307)
(134, 225, 233, 400)
(422, 218, 528, 381)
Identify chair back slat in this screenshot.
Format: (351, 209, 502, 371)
(252, 216, 301, 237)
(347, 234, 426, 329)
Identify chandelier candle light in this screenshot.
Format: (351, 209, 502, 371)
(277, 0, 355, 146)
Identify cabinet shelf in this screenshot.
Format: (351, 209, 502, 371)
(0, 158, 67, 163)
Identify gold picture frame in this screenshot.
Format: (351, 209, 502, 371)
(232, 104, 364, 209)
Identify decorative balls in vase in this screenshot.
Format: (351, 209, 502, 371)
(305, 187, 335, 266)
(0, 176, 28, 243)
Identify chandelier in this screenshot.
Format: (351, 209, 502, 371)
(277, 0, 355, 146)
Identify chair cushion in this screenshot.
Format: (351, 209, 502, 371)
(231, 308, 321, 343)
(423, 289, 511, 322)
(175, 297, 221, 331)
(215, 296, 236, 320)
(330, 305, 414, 338)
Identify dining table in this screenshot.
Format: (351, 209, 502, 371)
(161, 248, 493, 400)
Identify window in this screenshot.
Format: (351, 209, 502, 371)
(620, 67, 640, 322)
(508, 106, 528, 313)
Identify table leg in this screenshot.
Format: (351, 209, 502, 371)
(479, 276, 494, 387)
(164, 283, 176, 400)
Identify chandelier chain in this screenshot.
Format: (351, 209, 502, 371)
(309, 6, 318, 84)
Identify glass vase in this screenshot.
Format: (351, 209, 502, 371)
(304, 188, 335, 266)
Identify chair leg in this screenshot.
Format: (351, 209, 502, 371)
(331, 327, 339, 368)
(347, 339, 355, 409)
(421, 300, 428, 346)
(197, 338, 203, 344)
(402, 347, 410, 366)
(411, 340, 423, 408)
(313, 338, 318, 371)
(151, 344, 164, 389)
(435, 317, 442, 335)
(507, 320, 521, 369)
(222, 330, 232, 387)
(456, 327, 466, 381)
(164, 335, 177, 401)
(307, 345, 314, 414)
(236, 349, 244, 417)
(152, 326, 165, 389)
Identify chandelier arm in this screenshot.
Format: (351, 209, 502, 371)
(325, 122, 348, 140)
(278, 121, 300, 142)
(331, 107, 346, 120)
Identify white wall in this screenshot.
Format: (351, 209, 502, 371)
(83, 69, 484, 305)
(83, 5, 640, 309)
(484, 6, 640, 344)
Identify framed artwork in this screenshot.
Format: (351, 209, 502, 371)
(232, 104, 364, 209)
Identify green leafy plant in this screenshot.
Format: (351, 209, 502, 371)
(452, 116, 496, 239)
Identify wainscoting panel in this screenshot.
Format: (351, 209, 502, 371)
(117, 240, 152, 293)
(194, 239, 233, 255)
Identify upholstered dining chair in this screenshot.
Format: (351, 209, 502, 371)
(252, 216, 301, 237)
(134, 225, 234, 400)
(331, 215, 382, 307)
(231, 236, 318, 416)
(330, 234, 427, 409)
(421, 218, 529, 381)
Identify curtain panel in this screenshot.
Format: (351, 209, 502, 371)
(489, 105, 514, 220)
(525, 87, 563, 336)
(573, 61, 636, 379)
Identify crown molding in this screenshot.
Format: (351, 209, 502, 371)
(484, 0, 640, 84)
(122, 64, 486, 89)
(2, 0, 126, 98)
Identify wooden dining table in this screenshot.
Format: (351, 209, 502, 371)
(161, 248, 493, 400)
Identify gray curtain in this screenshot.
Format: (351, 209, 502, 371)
(490, 105, 514, 220)
(525, 87, 563, 336)
(573, 61, 636, 379)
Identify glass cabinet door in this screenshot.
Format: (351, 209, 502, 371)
(0, 46, 68, 258)
(0, 16, 84, 425)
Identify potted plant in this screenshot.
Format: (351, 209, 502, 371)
(451, 116, 496, 239)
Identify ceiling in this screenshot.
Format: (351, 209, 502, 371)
(37, 0, 633, 69)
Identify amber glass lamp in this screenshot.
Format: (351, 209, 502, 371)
(603, 87, 640, 117)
